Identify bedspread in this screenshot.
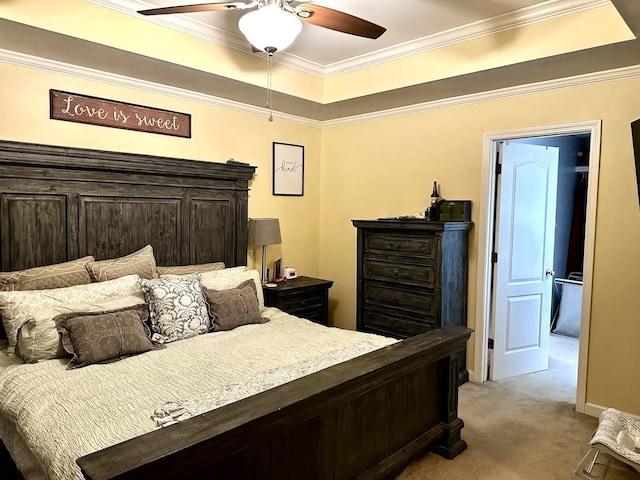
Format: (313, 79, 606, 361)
(151, 340, 382, 427)
(0, 309, 396, 480)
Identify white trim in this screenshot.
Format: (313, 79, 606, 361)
(85, 0, 326, 77)
(472, 135, 499, 383)
(324, 0, 609, 77)
(585, 403, 640, 420)
(472, 120, 601, 420)
(86, 0, 609, 78)
(576, 123, 601, 414)
(87, 0, 249, 52)
(323, 65, 640, 128)
(584, 403, 606, 419)
(2, 47, 639, 129)
(0, 48, 322, 128)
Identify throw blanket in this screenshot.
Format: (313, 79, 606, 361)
(591, 408, 640, 465)
(0, 310, 396, 480)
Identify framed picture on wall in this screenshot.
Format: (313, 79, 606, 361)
(273, 142, 304, 196)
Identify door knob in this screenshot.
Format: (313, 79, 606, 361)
(545, 268, 555, 277)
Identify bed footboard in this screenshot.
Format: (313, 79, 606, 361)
(78, 326, 471, 480)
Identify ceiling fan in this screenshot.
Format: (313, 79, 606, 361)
(138, 0, 386, 54)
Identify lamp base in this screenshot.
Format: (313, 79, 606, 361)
(261, 245, 268, 284)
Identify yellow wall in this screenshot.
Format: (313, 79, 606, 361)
(1, 0, 639, 416)
(324, 4, 634, 102)
(2, 1, 631, 104)
(0, 0, 324, 102)
(319, 75, 640, 415)
(0, 60, 322, 278)
(2, 58, 640, 416)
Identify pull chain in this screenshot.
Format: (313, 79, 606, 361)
(266, 51, 274, 122)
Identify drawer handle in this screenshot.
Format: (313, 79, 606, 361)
(395, 243, 402, 249)
(394, 295, 401, 303)
(392, 268, 399, 276)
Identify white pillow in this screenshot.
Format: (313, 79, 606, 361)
(0, 274, 142, 353)
(161, 265, 248, 281)
(161, 266, 264, 310)
(199, 269, 264, 311)
(16, 292, 146, 362)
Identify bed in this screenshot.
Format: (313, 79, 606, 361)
(0, 140, 471, 480)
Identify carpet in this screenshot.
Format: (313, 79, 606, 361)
(397, 334, 599, 480)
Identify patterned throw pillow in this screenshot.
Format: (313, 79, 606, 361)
(0, 256, 94, 292)
(87, 245, 157, 282)
(0, 274, 142, 352)
(140, 273, 210, 344)
(55, 304, 161, 369)
(156, 262, 225, 276)
(202, 280, 269, 332)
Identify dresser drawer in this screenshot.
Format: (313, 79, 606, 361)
(293, 307, 323, 324)
(363, 309, 434, 338)
(262, 276, 333, 326)
(365, 233, 437, 258)
(364, 283, 435, 314)
(363, 259, 435, 288)
(276, 292, 323, 312)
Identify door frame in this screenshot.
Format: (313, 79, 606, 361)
(472, 120, 602, 415)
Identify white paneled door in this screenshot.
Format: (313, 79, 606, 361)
(490, 141, 559, 380)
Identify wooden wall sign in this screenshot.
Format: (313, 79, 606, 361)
(50, 90, 191, 138)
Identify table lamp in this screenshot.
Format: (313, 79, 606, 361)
(248, 218, 282, 284)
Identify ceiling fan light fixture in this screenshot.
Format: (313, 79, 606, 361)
(238, 5, 302, 53)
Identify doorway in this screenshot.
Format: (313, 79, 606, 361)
(473, 120, 602, 415)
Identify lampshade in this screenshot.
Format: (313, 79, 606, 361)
(238, 5, 302, 53)
(248, 218, 282, 246)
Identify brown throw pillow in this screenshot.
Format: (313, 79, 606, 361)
(156, 262, 225, 276)
(55, 304, 161, 369)
(202, 279, 269, 332)
(87, 245, 157, 281)
(0, 256, 94, 292)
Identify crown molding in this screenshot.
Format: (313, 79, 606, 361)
(85, 0, 325, 76)
(87, 0, 246, 49)
(2, 46, 638, 128)
(0, 48, 322, 128)
(86, 0, 609, 78)
(325, 0, 610, 76)
(323, 63, 640, 127)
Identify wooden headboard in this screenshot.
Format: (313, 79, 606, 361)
(0, 140, 256, 271)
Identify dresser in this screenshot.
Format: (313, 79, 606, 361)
(352, 219, 472, 383)
(263, 276, 334, 326)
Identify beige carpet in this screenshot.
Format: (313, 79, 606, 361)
(397, 334, 600, 480)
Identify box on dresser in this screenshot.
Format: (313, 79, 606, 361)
(438, 200, 472, 222)
(352, 218, 472, 384)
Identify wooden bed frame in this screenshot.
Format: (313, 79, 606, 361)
(0, 140, 471, 480)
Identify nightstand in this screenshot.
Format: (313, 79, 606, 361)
(262, 276, 334, 326)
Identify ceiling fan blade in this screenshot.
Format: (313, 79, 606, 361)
(296, 4, 385, 39)
(138, 2, 252, 16)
